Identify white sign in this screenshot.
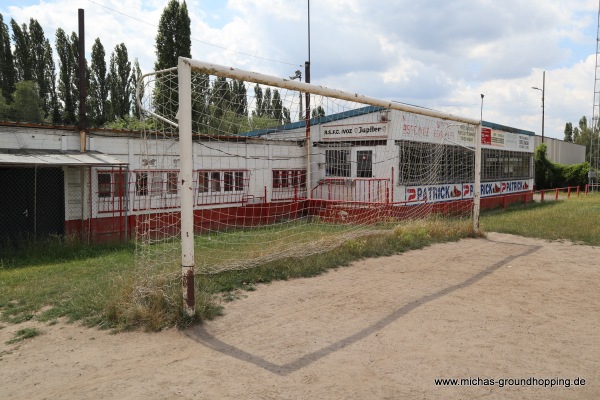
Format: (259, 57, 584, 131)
(322, 122, 388, 140)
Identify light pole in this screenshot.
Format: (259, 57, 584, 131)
(473, 94, 483, 233)
(289, 70, 303, 121)
(532, 71, 545, 143)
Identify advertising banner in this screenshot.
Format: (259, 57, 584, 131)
(405, 179, 531, 204)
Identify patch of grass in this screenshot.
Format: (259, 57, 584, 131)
(0, 236, 135, 269)
(196, 218, 477, 297)
(0, 245, 137, 330)
(1, 217, 477, 332)
(482, 194, 600, 245)
(5, 327, 41, 345)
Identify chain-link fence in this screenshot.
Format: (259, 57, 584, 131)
(0, 164, 130, 256)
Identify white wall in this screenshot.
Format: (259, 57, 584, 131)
(533, 136, 586, 165)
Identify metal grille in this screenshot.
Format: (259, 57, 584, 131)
(0, 166, 65, 249)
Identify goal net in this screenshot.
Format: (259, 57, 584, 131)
(135, 58, 481, 310)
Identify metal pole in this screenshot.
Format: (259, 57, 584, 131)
(542, 71, 545, 143)
(473, 94, 483, 233)
(305, 61, 311, 199)
(34, 164, 38, 245)
(308, 0, 311, 64)
(178, 57, 195, 317)
(532, 72, 545, 143)
(78, 9, 87, 152)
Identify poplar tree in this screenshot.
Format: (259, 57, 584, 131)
(29, 18, 51, 118)
(262, 87, 272, 118)
(70, 31, 82, 121)
(44, 40, 60, 123)
(253, 84, 263, 118)
(130, 58, 142, 117)
(231, 79, 248, 117)
(154, 0, 191, 71)
(56, 28, 77, 124)
(10, 19, 32, 82)
(564, 122, 573, 143)
(89, 38, 109, 126)
(0, 14, 15, 103)
(272, 90, 283, 124)
(154, 0, 192, 123)
(108, 43, 132, 119)
(311, 105, 325, 118)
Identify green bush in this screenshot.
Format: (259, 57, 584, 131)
(534, 143, 589, 189)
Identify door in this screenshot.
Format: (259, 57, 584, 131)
(0, 167, 64, 248)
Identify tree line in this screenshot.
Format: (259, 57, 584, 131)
(0, 0, 309, 133)
(0, 13, 141, 127)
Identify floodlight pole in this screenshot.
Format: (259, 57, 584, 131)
(532, 71, 545, 143)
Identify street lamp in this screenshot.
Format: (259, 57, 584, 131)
(480, 93, 484, 122)
(289, 70, 303, 121)
(532, 71, 545, 143)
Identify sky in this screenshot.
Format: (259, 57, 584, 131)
(1, 0, 599, 140)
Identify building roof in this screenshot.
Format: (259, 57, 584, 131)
(239, 106, 535, 138)
(0, 149, 127, 166)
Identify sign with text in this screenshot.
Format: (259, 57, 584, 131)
(481, 128, 492, 145)
(322, 122, 388, 140)
(406, 179, 531, 204)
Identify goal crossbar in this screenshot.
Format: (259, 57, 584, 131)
(181, 58, 481, 126)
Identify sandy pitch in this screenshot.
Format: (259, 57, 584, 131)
(1, 232, 599, 400)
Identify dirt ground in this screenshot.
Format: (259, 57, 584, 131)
(1, 232, 599, 400)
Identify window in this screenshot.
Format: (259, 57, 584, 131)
(198, 170, 246, 193)
(234, 171, 244, 191)
(482, 149, 533, 182)
(136, 172, 148, 196)
(211, 171, 221, 192)
(442, 145, 474, 183)
(98, 171, 127, 198)
(398, 141, 475, 185)
(398, 141, 435, 185)
(292, 170, 306, 188)
(198, 171, 209, 193)
(273, 170, 306, 189)
(97, 170, 129, 212)
(356, 150, 373, 178)
(167, 171, 178, 194)
(114, 171, 127, 197)
(98, 173, 111, 198)
(326, 149, 351, 177)
(224, 171, 234, 192)
(149, 172, 163, 196)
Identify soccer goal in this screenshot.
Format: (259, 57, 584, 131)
(135, 57, 482, 315)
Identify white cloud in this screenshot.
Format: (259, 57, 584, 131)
(1, 0, 598, 140)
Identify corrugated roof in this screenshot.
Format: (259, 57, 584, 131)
(0, 149, 127, 166)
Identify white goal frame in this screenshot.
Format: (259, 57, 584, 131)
(176, 57, 482, 316)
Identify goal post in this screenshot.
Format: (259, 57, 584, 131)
(178, 57, 195, 316)
(137, 57, 482, 316)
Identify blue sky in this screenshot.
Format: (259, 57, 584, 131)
(1, 0, 599, 141)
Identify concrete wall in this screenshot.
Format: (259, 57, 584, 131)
(533, 136, 586, 165)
